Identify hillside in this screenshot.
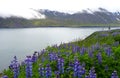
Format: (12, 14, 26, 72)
(2, 29, 120, 77)
(0, 8, 120, 28)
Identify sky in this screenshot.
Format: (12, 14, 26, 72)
(0, 0, 120, 19)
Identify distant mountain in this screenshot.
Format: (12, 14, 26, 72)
(0, 8, 120, 28)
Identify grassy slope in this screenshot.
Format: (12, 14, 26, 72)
(2, 29, 120, 78)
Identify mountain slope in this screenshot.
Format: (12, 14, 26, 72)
(0, 8, 120, 28)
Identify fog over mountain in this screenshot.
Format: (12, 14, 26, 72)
(0, 8, 120, 28)
(0, 9, 45, 19)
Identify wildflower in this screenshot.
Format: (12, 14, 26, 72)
(45, 64, 52, 78)
(55, 71, 60, 78)
(2, 75, 8, 78)
(97, 53, 102, 64)
(25, 56, 33, 78)
(111, 70, 118, 78)
(57, 58, 64, 74)
(89, 67, 96, 78)
(73, 59, 85, 78)
(10, 56, 20, 78)
(38, 64, 44, 77)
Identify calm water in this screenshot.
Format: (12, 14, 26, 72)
(0, 27, 120, 72)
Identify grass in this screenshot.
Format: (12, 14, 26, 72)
(2, 29, 120, 78)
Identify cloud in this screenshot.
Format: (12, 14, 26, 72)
(0, 0, 120, 18)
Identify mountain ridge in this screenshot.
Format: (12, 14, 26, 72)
(0, 8, 120, 28)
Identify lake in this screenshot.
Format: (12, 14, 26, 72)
(0, 27, 120, 72)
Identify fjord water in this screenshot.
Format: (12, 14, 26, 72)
(0, 27, 120, 72)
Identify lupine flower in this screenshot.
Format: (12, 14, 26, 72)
(38, 64, 44, 77)
(67, 43, 71, 50)
(41, 56, 45, 63)
(57, 58, 64, 74)
(45, 64, 52, 78)
(72, 45, 80, 53)
(80, 47, 85, 55)
(111, 70, 118, 78)
(32, 52, 38, 63)
(25, 56, 33, 78)
(100, 33, 109, 37)
(73, 59, 85, 78)
(41, 49, 45, 54)
(105, 47, 111, 57)
(49, 53, 53, 61)
(88, 49, 93, 58)
(97, 53, 102, 64)
(112, 32, 120, 36)
(2, 75, 8, 78)
(49, 53, 58, 61)
(9, 56, 20, 78)
(73, 59, 79, 77)
(55, 71, 60, 78)
(69, 61, 74, 67)
(88, 67, 96, 78)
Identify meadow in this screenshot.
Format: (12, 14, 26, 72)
(2, 29, 120, 78)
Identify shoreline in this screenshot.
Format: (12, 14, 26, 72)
(0, 26, 120, 29)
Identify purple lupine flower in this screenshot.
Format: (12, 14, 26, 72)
(105, 47, 111, 57)
(38, 64, 44, 77)
(49, 53, 53, 61)
(85, 75, 89, 78)
(2, 75, 8, 78)
(55, 71, 60, 78)
(32, 52, 38, 63)
(97, 52, 102, 64)
(112, 32, 120, 36)
(45, 64, 52, 78)
(88, 49, 93, 58)
(69, 61, 74, 67)
(57, 58, 64, 74)
(100, 33, 109, 37)
(49, 52, 58, 61)
(73, 59, 85, 78)
(89, 67, 96, 78)
(67, 43, 71, 50)
(111, 70, 118, 78)
(80, 47, 85, 55)
(73, 59, 79, 77)
(54, 53, 58, 60)
(72, 45, 80, 53)
(9, 56, 20, 78)
(25, 56, 33, 78)
(41, 49, 46, 54)
(41, 56, 45, 63)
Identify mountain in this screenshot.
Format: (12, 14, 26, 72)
(0, 8, 120, 28)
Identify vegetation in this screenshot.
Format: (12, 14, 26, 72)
(2, 29, 120, 78)
(1, 8, 120, 28)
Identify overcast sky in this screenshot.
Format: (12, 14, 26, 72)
(0, 0, 120, 19)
